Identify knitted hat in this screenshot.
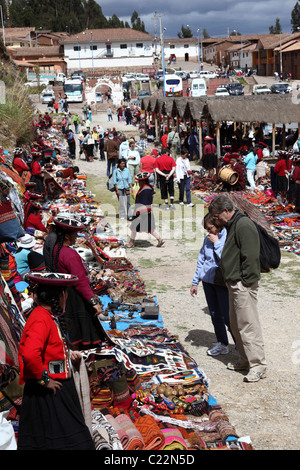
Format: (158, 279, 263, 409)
(27, 251, 46, 271)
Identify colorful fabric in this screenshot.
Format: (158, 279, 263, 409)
(114, 413, 144, 450)
(134, 415, 164, 450)
(160, 428, 188, 450)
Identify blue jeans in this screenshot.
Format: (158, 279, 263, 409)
(179, 175, 191, 204)
(202, 281, 234, 345)
(107, 159, 116, 177)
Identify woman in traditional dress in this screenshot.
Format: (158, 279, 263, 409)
(17, 271, 95, 450)
(43, 216, 109, 350)
(127, 172, 164, 248)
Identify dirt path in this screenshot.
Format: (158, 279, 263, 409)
(71, 113, 300, 451)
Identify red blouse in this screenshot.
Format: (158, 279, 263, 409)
(18, 306, 71, 384)
(24, 212, 47, 232)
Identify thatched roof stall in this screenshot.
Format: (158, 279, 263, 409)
(141, 94, 300, 156)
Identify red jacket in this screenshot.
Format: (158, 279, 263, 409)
(18, 306, 71, 385)
(25, 212, 47, 232)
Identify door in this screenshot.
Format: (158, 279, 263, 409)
(185, 53, 189, 62)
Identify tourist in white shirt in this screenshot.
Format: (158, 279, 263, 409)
(176, 148, 194, 207)
(126, 140, 141, 181)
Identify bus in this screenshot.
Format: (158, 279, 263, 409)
(63, 78, 83, 103)
(164, 74, 183, 97)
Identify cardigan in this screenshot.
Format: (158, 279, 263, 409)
(18, 306, 72, 384)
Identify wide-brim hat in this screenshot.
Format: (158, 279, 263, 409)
(53, 216, 85, 232)
(135, 172, 150, 181)
(17, 234, 36, 249)
(228, 153, 240, 161)
(204, 136, 213, 140)
(27, 271, 78, 286)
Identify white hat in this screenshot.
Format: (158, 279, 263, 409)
(17, 234, 36, 249)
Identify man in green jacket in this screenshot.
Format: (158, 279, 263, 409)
(209, 195, 267, 382)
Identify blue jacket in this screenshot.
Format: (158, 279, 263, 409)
(192, 228, 227, 285)
(243, 151, 257, 170)
(113, 167, 132, 189)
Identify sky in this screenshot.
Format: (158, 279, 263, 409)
(99, 0, 299, 38)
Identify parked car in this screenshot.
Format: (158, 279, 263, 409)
(123, 73, 136, 81)
(175, 71, 189, 80)
(270, 83, 292, 94)
(200, 70, 217, 79)
(136, 73, 150, 82)
(95, 91, 103, 103)
(71, 74, 84, 83)
(252, 84, 271, 95)
(71, 71, 86, 82)
(215, 86, 230, 97)
(25, 78, 49, 87)
(137, 89, 151, 99)
(41, 90, 55, 104)
(189, 71, 199, 78)
(226, 82, 244, 95)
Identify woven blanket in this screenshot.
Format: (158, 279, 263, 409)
(102, 411, 130, 449)
(114, 413, 145, 450)
(160, 428, 188, 450)
(91, 409, 123, 451)
(134, 415, 164, 450)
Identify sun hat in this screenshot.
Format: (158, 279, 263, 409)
(53, 215, 85, 232)
(27, 271, 78, 286)
(135, 172, 151, 181)
(17, 234, 36, 249)
(204, 136, 213, 140)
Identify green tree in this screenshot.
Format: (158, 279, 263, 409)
(202, 28, 210, 39)
(177, 25, 193, 38)
(269, 18, 282, 34)
(131, 10, 146, 32)
(291, 1, 300, 31)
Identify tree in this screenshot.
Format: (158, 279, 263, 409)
(202, 28, 210, 39)
(131, 10, 146, 32)
(177, 25, 193, 38)
(291, 1, 300, 32)
(269, 18, 282, 34)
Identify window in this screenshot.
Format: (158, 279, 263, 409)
(90, 45, 97, 50)
(170, 44, 175, 49)
(184, 44, 189, 48)
(120, 44, 127, 49)
(136, 43, 143, 48)
(74, 46, 81, 51)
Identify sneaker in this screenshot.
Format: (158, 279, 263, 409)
(207, 342, 229, 356)
(179, 201, 184, 205)
(187, 203, 195, 207)
(227, 361, 249, 371)
(170, 204, 176, 210)
(243, 370, 267, 383)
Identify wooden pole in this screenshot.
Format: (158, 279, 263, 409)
(216, 121, 221, 158)
(272, 123, 276, 157)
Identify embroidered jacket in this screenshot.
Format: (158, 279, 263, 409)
(18, 306, 71, 384)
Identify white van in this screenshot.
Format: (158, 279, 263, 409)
(191, 78, 207, 97)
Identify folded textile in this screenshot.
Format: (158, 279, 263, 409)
(115, 413, 145, 450)
(91, 409, 123, 450)
(216, 419, 239, 441)
(160, 428, 188, 450)
(134, 415, 165, 450)
(101, 410, 129, 449)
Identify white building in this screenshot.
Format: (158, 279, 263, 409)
(226, 42, 255, 71)
(63, 28, 154, 72)
(159, 37, 199, 63)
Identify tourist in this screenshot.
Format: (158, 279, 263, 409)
(167, 127, 181, 160)
(126, 139, 141, 181)
(125, 107, 132, 125)
(43, 216, 107, 350)
(107, 107, 113, 121)
(136, 133, 148, 157)
(209, 195, 267, 382)
(14, 234, 36, 275)
(104, 133, 119, 177)
(154, 149, 176, 210)
(113, 159, 132, 220)
(127, 172, 164, 248)
(203, 136, 217, 178)
(190, 213, 233, 356)
(176, 148, 194, 207)
(243, 147, 258, 190)
(139, 147, 157, 186)
(17, 272, 95, 450)
(66, 129, 76, 160)
(72, 114, 80, 134)
(273, 152, 292, 203)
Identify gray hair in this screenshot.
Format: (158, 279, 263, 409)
(209, 195, 235, 214)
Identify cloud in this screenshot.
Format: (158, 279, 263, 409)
(99, 0, 297, 38)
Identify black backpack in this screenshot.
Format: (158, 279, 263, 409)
(234, 213, 281, 273)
